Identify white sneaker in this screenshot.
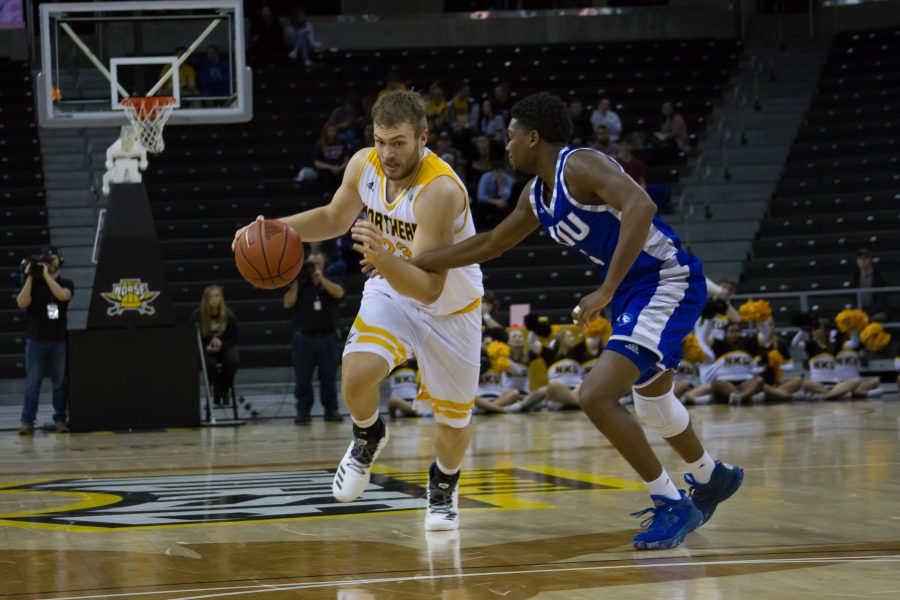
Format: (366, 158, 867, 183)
(425, 462, 460, 531)
(728, 392, 742, 405)
(332, 423, 389, 503)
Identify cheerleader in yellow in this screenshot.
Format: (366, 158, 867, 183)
(792, 319, 860, 400)
(474, 330, 522, 413)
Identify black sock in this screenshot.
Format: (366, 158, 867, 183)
(353, 417, 385, 441)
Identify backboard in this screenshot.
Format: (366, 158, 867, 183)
(37, 0, 252, 128)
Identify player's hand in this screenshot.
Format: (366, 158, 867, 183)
(352, 219, 389, 265)
(232, 215, 264, 253)
(359, 257, 382, 278)
(572, 285, 614, 328)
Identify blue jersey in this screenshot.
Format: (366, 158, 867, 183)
(529, 146, 700, 290)
(529, 146, 707, 384)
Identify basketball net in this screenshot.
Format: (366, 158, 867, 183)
(121, 97, 176, 154)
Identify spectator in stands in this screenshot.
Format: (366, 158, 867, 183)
(378, 71, 407, 98)
(479, 99, 507, 143)
(467, 133, 501, 191)
(590, 124, 620, 157)
(617, 135, 646, 188)
(159, 47, 198, 98)
(16, 247, 73, 435)
(449, 81, 479, 147)
(361, 95, 376, 122)
(568, 97, 593, 146)
(655, 101, 688, 152)
(590, 97, 622, 141)
(191, 285, 240, 407)
(362, 122, 375, 147)
(249, 5, 284, 66)
(313, 123, 351, 194)
(433, 131, 466, 180)
(283, 9, 321, 66)
(328, 94, 363, 147)
(476, 161, 514, 228)
(197, 45, 230, 97)
(283, 251, 345, 424)
(491, 81, 513, 123)
(426, 83, 450, 131)
(853, 248, 890, 321)
(481, 290, 503, 330)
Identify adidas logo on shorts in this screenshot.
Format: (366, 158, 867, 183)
(625, 343, 640, 354)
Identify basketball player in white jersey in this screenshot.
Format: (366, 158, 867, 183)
(233, 90, 483, 531)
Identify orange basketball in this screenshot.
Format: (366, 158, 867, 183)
(235, 220, 304, 289)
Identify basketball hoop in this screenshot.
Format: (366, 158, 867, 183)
(121, 96, 176, 154)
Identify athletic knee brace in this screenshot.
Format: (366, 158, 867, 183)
(633, 386, 690, 438)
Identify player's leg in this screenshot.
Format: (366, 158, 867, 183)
(333, 296, 416, 502)
(635, 369, 743, 526)
(417, 309, 481, 531)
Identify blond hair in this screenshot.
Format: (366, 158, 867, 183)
(198, 285, 228, 338)
(371, 89, 427, 135)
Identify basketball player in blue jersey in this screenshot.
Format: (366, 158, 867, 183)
(412, 92, 743, 549)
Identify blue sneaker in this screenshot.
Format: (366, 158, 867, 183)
(631, 490, 703, 550)
(685, 461, 744, 525)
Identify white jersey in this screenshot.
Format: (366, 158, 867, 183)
(833, 345, 860, 381)
(547, 358, 584, 390)
(502, 359, 530, 393)
(389, 366, 418, 400)
(356, 147, 483, 316)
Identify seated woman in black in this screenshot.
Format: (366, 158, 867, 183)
(190, 285, 240, 405)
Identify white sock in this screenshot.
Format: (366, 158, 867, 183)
(436, 457, 460, 476)
(646, 469, 680, 500)
(686, 450, 716, 484)
(352, 411, 379, 429)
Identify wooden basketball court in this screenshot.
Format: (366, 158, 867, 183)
(2, 401, 899, 599)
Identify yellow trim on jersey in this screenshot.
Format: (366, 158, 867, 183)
(454, 196, 471, 235)
(450, 297, 481, 315)
(807, 352, 834, 362)
(357, 335, 403, 366)
(414, 387, 474, 417)
(548, 357, 582, 370)
(717, 350, 753, 361)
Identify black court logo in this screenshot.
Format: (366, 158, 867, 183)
(0, 467, 640, 530)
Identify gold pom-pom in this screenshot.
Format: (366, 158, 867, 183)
(681, 334, 706, 364)
(767, 349, 786, 383)
(486, 340, 512, 372)
(835, 309, 869, 333)
(583, 316, 612, 344)
(738, 299, 773, 323)
(861, 323, 892, 352)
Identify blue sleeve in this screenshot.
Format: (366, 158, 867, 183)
(477, 172, 493, 203)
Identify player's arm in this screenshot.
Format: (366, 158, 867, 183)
(232, 149, 368, 251)
(350, 176, 461, 305)
(568, 152, 656, 325)
(412, 181, 539, 272)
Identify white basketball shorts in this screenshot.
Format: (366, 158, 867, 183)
(343, 287, 482, 428)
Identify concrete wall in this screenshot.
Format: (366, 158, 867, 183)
(0, 29, 28, 60)
(816, 1, 900, 42)
(313, 7, 737, 50)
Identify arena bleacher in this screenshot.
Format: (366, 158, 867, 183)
(145, 39, 740, 368)
(0, 58, 47, 379)
(741, 26, 900, 322)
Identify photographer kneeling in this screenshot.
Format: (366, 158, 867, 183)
(190, 285, 240, 406)
(15, 246, 74, 435)
(283, 251, 345, 424)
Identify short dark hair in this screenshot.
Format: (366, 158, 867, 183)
(372, 89, 428, 135)
(511, 92, 573, 144)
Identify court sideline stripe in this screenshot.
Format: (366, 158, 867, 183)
(33, 554, 900, 600)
